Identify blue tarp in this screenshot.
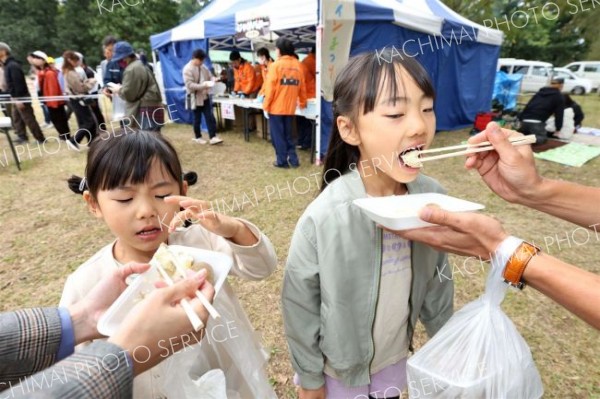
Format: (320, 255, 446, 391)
(492, 71, 523, 111)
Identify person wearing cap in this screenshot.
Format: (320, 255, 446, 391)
(110, 41, 164, 131)
(0, 43, 45, 144)
(263, 38, 307, 168)
(182, 49, 223, 145)
(30, 51, 79, 150)
(518, 77, 565, 145)
(396, 122, 600, 330)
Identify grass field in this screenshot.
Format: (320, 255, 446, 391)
(1, 94, 599, 398)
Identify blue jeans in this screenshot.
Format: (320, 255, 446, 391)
(193, 99, 217, 139)
(269, 114, 299, 167)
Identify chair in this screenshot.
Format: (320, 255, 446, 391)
(0, 116, 22, 171)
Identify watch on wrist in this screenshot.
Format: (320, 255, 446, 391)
(502, 241, 541, 289)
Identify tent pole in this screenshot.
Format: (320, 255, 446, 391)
(315, 0, 323, 165)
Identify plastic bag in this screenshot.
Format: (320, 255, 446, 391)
(407, 259, 543, 399)
(157, 283, 277, 399)
(112, 95, 126, 121)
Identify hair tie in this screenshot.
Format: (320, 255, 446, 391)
(79, 177, 87, 192)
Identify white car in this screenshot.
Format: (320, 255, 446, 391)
(564, 61, 600, 91)
(553, 67, 593, 95)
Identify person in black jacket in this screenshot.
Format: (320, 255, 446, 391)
(518, 77, 565, 145)
(0, 42, 45, 144)
(564, 94, 584, 129)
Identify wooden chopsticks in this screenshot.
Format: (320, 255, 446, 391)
(151, 259, 205, 331)
(404, 135, 536, 166)
(164, 250, 222, 320)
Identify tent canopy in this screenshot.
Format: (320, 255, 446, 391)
(150, 0, 503, 139)
(151, 0, 501, 50)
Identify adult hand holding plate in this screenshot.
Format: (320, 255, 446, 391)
(393, 206, 509, 260)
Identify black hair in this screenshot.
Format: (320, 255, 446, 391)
(229, 50, 241, 61)
(192, 49, 206, 61)
(276, 38, 294, 56)
(321, 49, 435, 191)
(563, 94, 575, 107)
(68, 129, 196, 198)
(256, 47, 273, 62)
(103, 36, 118, 47)
(310, 45, 316, 54)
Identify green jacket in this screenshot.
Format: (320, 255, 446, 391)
(120, 60, 162, 119)
(282, 170, 454, 389)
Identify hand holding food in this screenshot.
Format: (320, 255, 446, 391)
(464, 122, 543, 205)
(108, 271, 214, 376)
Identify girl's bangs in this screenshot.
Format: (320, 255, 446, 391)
(89, 132, 182, 194)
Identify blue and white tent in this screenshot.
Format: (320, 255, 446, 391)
(150, 0, 503, 157)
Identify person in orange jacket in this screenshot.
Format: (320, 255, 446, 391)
(297, 46, 316, 151)
(302, 46, 316, 99)
(256, 47, 274, 98)
(263, 38, 307, 168)
(229, 50, 256, 97)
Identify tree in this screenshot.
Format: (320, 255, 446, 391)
(56, 0, 101, 67)
(89, 0, 180, 58)
(178, 0, 211, 22)
(0, 0, 59, 61)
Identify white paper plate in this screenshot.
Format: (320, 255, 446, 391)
(353, 193, 485, 231)
(98, 246, 233, 337)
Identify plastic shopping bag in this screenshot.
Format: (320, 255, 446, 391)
(159, 284, 277, 399)
(112, 95, 126, 121)
(407, 259, 543, 399)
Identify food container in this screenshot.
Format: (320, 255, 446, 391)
(97, 246, 233, 337)
(353, 193, 484, 231)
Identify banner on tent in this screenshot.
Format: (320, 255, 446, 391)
(322, 0, 356, 102)
(236, 17, 270, 40)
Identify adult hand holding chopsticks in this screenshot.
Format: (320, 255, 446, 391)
(466, 122, 600, 228)
(108, 269, 215, 376)
(465, 122, 543, 205)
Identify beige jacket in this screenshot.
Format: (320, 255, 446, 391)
(60, 220, 278, 399)
(64, 70, 90, 95)
(182, 60, 212, 107)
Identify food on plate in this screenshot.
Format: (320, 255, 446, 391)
(424, 203, 442, 209)
(153, 243, 215, 284)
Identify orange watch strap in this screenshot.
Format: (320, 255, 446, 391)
(502, 242, 541, 289)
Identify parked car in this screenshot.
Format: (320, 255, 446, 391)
(552, 67, 593, 95)
(498, 58, 553, 93)
(564, 61, 600, 91)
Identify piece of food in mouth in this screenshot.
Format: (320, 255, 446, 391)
(400, 146, 424, 168)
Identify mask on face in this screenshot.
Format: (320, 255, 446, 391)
(258, 57, 265, 65)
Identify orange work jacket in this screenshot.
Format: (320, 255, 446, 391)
(263, 55, 307, 116)
(233, 60, 256, 95)
(301, 53, 316, 99)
